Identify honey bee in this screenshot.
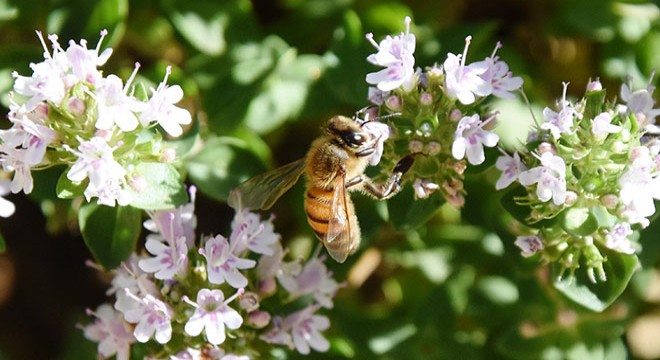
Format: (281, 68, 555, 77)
(228, 108, 414, 263)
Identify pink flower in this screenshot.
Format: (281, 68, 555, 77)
(107, 254, 160, 313)
(518, 152, 567, 206)
(230, 210, 279, 256)
(83, 304, 135, 360)
(443, 36, 491, 105)
(514, 235, 544, 257)
(452, 114, 499, 165)
(200, 235, 256, 288)
(183, 288, 244, 345)
(138, 235, 188, 280)
(123, 292, 173, 344)
(495, 151, 526, 190)
(541, 82, 581, 139)
(144, 187, 197, 249)
(261, 305, 330, 355)
(472, 42, 523, 99)
(279, 256, 340, 309)
(140, 66, 192, 137)
(604, 223, 636, 254)
(365, 17, 416, 92)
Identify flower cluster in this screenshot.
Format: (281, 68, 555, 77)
(82, 188, 340, 359)
(497, 76, 659, 282)
(365, 17, 523, 205)
(1, 30, 191, 207)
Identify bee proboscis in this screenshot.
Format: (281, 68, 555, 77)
(228, 108, 414, 263)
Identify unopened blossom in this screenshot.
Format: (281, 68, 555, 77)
(413, 178, 439, 199)
(518, 152, 567, 205)
(604, 223, 636, 254)
(365, 16, 416, 92)
(279, 256, 340, 309)
(620, 74, 660, 126)
(261, 305, 330, 355)
(183, 288, 243, 345)
(200, 235, 256, 288)
(140, 66, 192, 137)
(83, 304, 135, 360)
(123, 293, 173, 344)
(452, 114, 499, 165)
(591, 112, 621, 140)
(66, 137, 131, 206)
(443, 36, 491, 105)
(541, 82, 581, 139)
(138, 235, 188, 280)
(514, 235, 544, 257)
(473, 42, 523, 99)
(230, 210, 279, 256)
(495, 151, 526, 190)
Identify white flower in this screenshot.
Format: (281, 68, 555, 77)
(261, 305, 330, 355)
(230, 210, 279, 256)
(123, 293, 173, 344)
(495, 151, 526, 190)
(619, 151, 660, 220)
(94, 71, 143, 132)
(256, 242, 300, 296)
(140, 66, 192, 137)
(591, 112, 621, 140)
(518, 152, 567, 205)
(443, 36, 491, 105)
(279, 256, 340, 309)
(144, 187, 197, 249)
(620, 74, 660, 127)
(541, 82, 581, 139)
(360, 120, 391, 166)
(0, 180, 15, 217)
(604, 223, 636, 254)
(452, 114, 499, 165)
(138, 235, 188, 280)
(108, 254, 160, 313)
(514, 235, 544, 257)
(200, 235, 256, 288)
(66, 137, 131, 206)
(368, 87, 389, 105)
(183, 288, 243, 345)
(472, 42, 523, 99)
(83, 304, 135, 360)
(365, 16, 416, 92)
(65, 29, 113, 85)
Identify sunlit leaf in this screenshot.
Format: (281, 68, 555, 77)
(553, 248, 638, 312)
(56, 170, 86, 199)
(186, 137, 266, 202)
(79, 203, 141, 269)
(127, 162, 188, 210)
(171, 9, 227, 56)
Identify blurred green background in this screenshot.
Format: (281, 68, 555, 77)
(0, 0, 658, 359)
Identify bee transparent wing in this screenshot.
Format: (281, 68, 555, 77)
(228, 159, 306, 210)
(323, 172, 354, 263)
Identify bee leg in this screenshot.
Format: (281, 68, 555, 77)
(354, 154, 416, 200)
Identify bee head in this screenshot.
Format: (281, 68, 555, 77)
(327, 116, 369, 149)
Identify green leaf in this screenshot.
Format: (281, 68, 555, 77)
(553, 248, 638, 312)
(0, 233, 5, 253)
(171, 7, 227, 56)
(83, 0, 128, 47)
(164, 118, 201, 160)
(387, 186, 444, 230)
(186, 137, 266, 202)
(128, 162, 188, 210)
(560, 207, 598, 237)
(56, 170, 87, 199)
(79, 203, 141, 269)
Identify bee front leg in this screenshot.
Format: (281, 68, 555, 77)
(348, 154, 416, 200)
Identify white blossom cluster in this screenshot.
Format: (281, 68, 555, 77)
(364, 17, 523, 205)
(0, 30, 191, 208)
(82, 188, 340, 359)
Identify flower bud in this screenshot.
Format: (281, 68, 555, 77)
(420, 92, 433, 106)
(239, 291, 260, 312)
(259, 278, 277, 297)
(564, 190, 578, 205)
(247, 310, 271, 329)
(409, 140, 424, 153)
(93, 129, 113, 141)
(67, 97, 86, 115)
(386, 95, 401, 111)
(537, 142, 554, 155)
(425, 141, 441, 156)
(160, 148, 176, 163)
(600, 194, 618, 209)
(446, 193, 465, 207)
(452, 160, 467, 175)
(586, 79, 602, 92)
(449, 108, 462, 122)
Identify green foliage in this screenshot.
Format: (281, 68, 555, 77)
(78, 202, 141, 269)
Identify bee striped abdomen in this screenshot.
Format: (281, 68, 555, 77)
(305, 186, 334, 240)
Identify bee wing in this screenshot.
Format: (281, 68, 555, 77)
(228, 158, 306, 210)
(324, 172, 354, 263)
